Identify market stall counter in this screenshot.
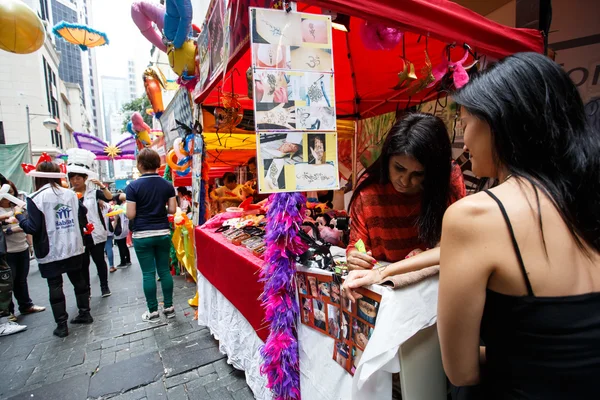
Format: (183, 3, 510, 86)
(196, 226, 445, 400)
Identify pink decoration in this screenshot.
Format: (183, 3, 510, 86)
(259, 193, 307, 399)
(429, 47, 471, 89)
(131, 112, 151, 133)
(131, 1, 167, 52)
(359, 21, 403, 51)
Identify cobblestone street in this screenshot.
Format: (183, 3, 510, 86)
(0, 248, 253, 400)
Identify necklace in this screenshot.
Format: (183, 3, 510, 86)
(502, 173, 513, 183)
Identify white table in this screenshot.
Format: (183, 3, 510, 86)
(198, 268, 446, 400)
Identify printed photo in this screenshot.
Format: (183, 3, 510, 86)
(290, 47, 333, 72)
(334, 342, 350, 369)
(330, 280, 341, 304)
(318, 280, 330, 298)
(342, 294, 353, 314)
(301, 17, 330, 45)
(253, 43, 291, 69)
(254, 70, 289, 103)
(308, 134, 327, 165)
(301, 296, 313, 324)
(307, 275, 319, 298)
(259, 132, 304, 192)
(255, 102, 296, 130)
(357, 296, 380, 325)
(208, 1, 224, 76)
(297, 107, 336, 131)
(341, 311, 350, 340)
(353, 318, 374, 350)
(327, 304, 341, 339)
(296, 273, 307, 295)
(352, 346, 364, 374)
(251, 8, 301, 46)
(286, 73, 334, 107)
(313, 299, 327, 332)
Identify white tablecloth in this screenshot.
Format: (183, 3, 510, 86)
(197, 272, 273, 400)
(198, 269, 439, 400)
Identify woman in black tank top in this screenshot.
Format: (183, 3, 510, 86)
(437, 52, 600, 399)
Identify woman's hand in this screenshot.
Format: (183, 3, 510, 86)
(347, 249, 376, 271)
(89, 179, 104, 188)
(342, 269, 381, 302)
(13, 206, 23, 215)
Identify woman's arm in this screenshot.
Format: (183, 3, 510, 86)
(167, 197, 177, 214)
(438, 200, 492, 387)
(14, 198, 43, 235)
(126, 201, 137, 220)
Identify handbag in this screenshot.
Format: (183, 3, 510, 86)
(298, 222, 334, 271)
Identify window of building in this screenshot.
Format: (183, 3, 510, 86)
(39, 0, 49, 21)
(0, 121, 5, 145)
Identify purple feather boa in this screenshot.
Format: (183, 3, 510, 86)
(259, 192, 307, 400)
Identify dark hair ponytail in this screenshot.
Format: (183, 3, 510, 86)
(349, 113, 455, 247)
(453, 52, 600, 253)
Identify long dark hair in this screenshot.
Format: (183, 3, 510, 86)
(453, 52, 600, 253)
(349, 113, 454, 247)
(34, 162, 62, 191)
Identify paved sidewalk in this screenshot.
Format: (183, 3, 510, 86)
(0, 246, 253, 400)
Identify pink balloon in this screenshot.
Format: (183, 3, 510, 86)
(131, 112, 151, 132)
(131, 1, 167, 52)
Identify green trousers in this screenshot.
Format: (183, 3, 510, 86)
(133, 235, 173, 312)
(0, 255, 12, 317)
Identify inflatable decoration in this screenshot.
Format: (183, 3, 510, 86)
(20, 153, 67, 179)
(428, 45, 476, 90)
(128, 112, 152, 148)
(360, 21, 402, 51)
(167, 39, 197, 77)
(0, 184, 26, 208)
(143, 66, 167, 118)
(131, 1, 167, 52)
(106, 205, 125, 217)
(0, 0, 45, 54)
(73, 132, 136, 160)
(52, 22, 108, 50)
(166, 134, 193, 176)
(164, 0, 193, 49)
(214, 93, 243, 131)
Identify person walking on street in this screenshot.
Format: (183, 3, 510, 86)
(0, 179, 45, 321)
(66, 148, 113, 297)
(15, 160, 93, 338)
(126, 149, 177, 322)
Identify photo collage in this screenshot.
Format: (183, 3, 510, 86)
(296, 272, 382, 375)
(250, 7, 339, 193)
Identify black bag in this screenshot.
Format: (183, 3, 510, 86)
(114, 218, 122, 237)
(298, 222, 334, 271)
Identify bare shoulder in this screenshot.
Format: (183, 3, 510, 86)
(443, 192, 500, 237)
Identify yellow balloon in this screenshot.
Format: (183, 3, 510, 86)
(167, 40, 197, 77)
(0, 0, 45, 54)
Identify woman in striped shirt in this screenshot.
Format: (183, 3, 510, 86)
(344, 113, 465, 297)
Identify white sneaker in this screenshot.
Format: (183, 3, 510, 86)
(0, 321, 27, 336)
(141, 310, 160, 323)
(163, 306, 175, 319)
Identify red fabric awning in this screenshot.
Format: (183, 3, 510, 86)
(305, 0, 543, 60)
(195, 0, 544, 120)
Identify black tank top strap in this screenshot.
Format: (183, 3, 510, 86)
(484, 190, 535, 296)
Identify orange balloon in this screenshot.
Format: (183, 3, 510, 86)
(144, 76, 164, 116)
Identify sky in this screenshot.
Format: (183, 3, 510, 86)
(91, 0, 210, 95)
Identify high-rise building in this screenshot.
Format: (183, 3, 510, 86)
(0, 0, 90, 169)
(51, 0, 84, 93)
(128, 60, 137, 102)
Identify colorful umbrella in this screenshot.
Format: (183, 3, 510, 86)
(52, 22, 108, 50)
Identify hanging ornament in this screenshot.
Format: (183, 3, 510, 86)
(359, 21, 402, 51)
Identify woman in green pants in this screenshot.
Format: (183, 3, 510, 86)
(126, 149, 177, 322)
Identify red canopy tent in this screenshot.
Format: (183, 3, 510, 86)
(194, 0, 544, 120)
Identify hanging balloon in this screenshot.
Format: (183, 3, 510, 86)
(143, 66, 166, 118)
(164, 0, 193, 49)
(167, 40, 197, 77)
(131, 1, 167, 52)
(0, 0, 45, 54)
(359, 21, 402, 51)
(214, 93, 243, 131)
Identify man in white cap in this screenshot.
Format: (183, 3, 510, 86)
(66, 149, 113, 298)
